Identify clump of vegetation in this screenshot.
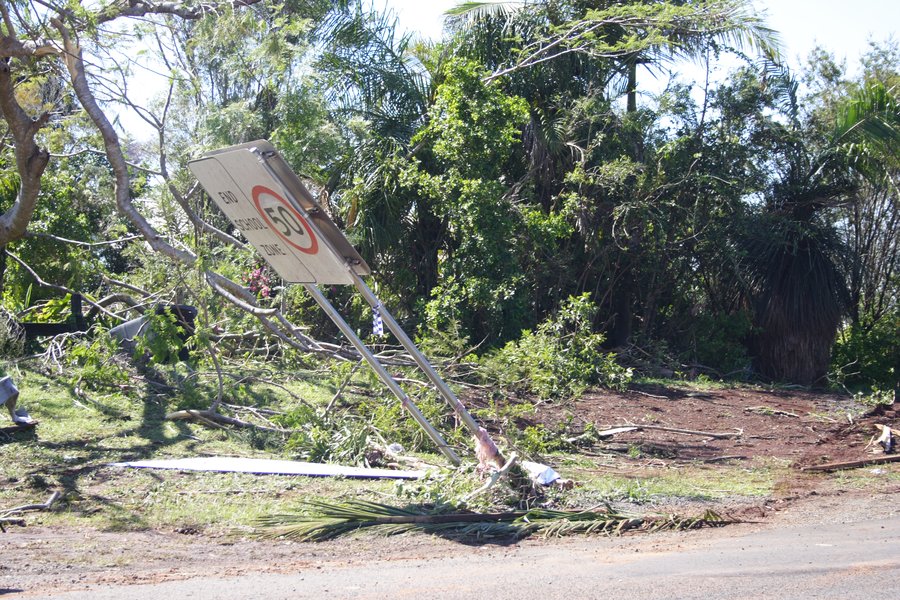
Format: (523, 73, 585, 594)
(690, 311, 754, 376)
(831, 311, 900, 393)
(483, 294, 632, 400)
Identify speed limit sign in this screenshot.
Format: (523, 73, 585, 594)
(252, 185, 319, 255)
(188, 141, 369, 284)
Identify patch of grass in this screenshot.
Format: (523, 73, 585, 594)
(5, 355, 877, 541)
(0, 360, 412, 533)
(827, 464, 900, 491)
(545, 457, 787, 508)
(631, 376, 760, 392)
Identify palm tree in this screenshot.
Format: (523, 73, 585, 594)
(739, 72, 900, 384)
(316, 5, 453, 304)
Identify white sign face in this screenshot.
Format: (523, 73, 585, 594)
(188, 141, 369, 285)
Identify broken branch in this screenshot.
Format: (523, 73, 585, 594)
(800, 454, 900, 472)
(0, 490, 61, 531)
(619, 424, 742, 439)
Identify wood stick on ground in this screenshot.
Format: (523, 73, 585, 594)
(593, 426, 640, 438)
(0, 517, 26, 531)
(621, 424, 742, 439)
(800, 454, 900, 472)
(0, 491, 61, 518)
(744, 406, 800, 418)
(702, 455, 749, 463)
(1, 491, 61, 531)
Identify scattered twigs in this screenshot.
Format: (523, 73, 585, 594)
(0, 491, 61, 531)
(325, 358, 364, 414)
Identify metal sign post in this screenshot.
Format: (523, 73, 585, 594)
(301, 283, 460, 464)
(188, 140, 493, 466)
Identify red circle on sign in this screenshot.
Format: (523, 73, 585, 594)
(252, 185, 319, 255)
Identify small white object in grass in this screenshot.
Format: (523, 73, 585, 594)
(521, 460, 561, 486)
(387, 443, 405, 455)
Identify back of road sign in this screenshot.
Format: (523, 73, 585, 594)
(188, 140, 370, 285)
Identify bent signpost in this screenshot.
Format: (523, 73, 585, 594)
(189, 140, 493, 466)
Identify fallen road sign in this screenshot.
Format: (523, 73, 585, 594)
(189, 141, 501, 468)
(188, 140, 369, 285)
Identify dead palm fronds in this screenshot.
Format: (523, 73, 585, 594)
(254, 499, 734, 542)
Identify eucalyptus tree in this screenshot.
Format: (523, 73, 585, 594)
(0, 0, 370, 371)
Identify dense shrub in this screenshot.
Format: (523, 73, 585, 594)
(483, 294, 632, 400)
(831, 310, 899, 392)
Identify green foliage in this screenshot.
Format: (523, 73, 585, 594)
(65, 330, 130, 389)
(831, 311, 900, 392)
(484, 294, 632, 400)
(133, 309, 191, 365)
(517, 424, 573, 455)
(1, 152, 120, 310)
(364, 390, 467, 452)
(690, 311, 754, 375)
(419, 59, 529, 173)
(283, 412, 373, 465)
(852, 386, 896, 408)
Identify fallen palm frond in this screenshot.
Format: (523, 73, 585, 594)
(256, 500, 530, 542)
(254, 499, 734, 542)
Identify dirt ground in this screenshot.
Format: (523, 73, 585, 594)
(2, 384, 899, 597)
(509, 384, 899, 467)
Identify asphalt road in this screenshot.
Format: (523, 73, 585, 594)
(18, 513, 900, 600)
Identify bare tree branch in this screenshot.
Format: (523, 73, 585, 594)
(0, 35, 57, 58)
(53, 17, 196, 266)
(96, 0, 265, 24)
(24, 231, 142, 247)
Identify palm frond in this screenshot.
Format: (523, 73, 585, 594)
(445, 1, 527, 30)
(254, 500, 735, 542)
(834, 82, 900, 172)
